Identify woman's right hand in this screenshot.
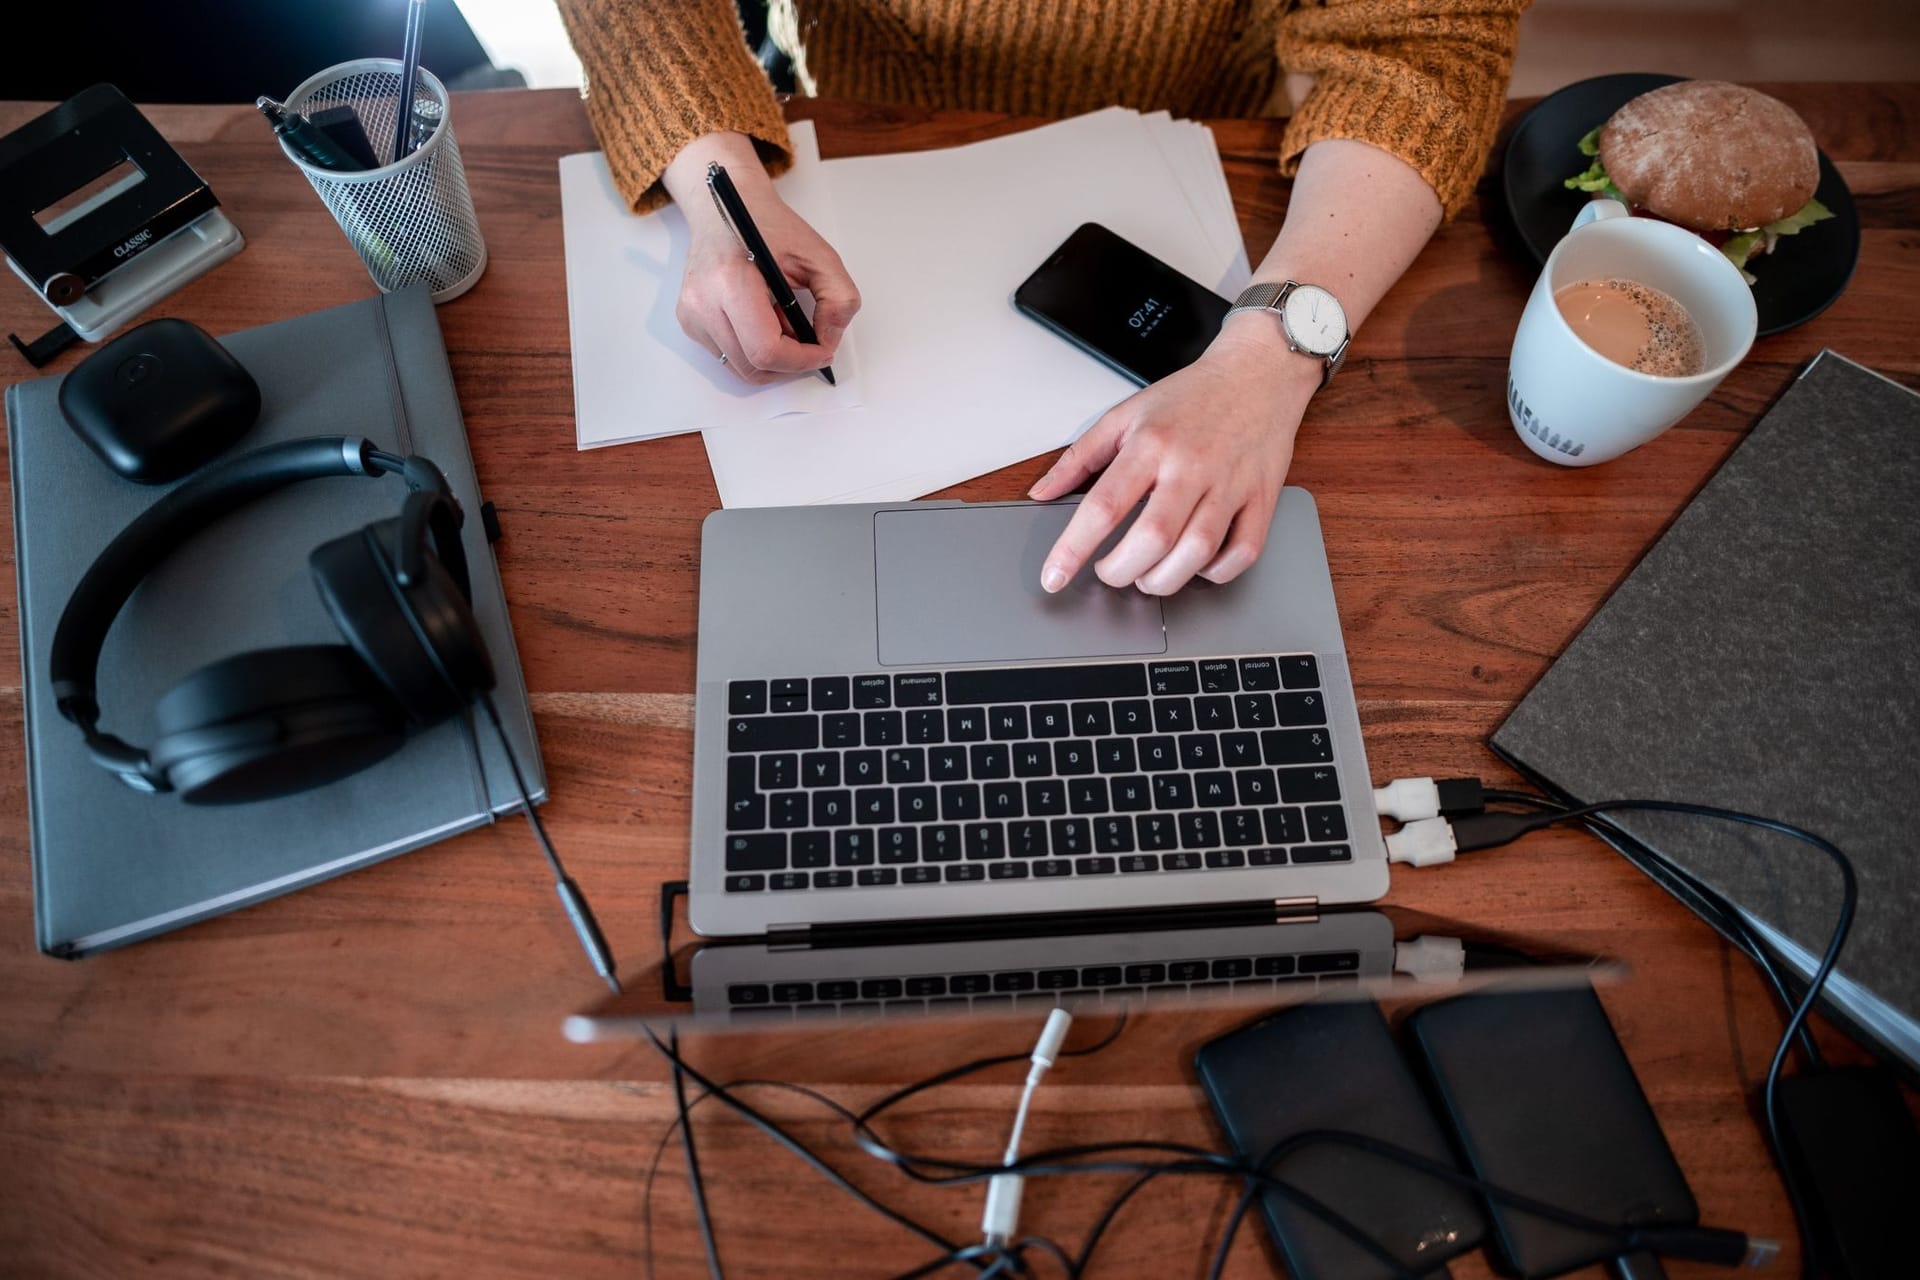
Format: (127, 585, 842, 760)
(661, 131, 860, 385)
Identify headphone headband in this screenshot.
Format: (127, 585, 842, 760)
(49, 436, 459, 769)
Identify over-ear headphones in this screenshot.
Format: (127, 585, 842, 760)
(50, 435, 495, 804)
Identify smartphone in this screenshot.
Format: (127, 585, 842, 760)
(1013, 222, 1232, 385)
(1405, 985, 1698, 1278)
(1195, 999, 1486, 1280)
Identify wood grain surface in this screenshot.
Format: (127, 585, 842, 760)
(1, 85, 1916, 1278)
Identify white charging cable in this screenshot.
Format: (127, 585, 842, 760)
(981, 1007, 1074, 1247)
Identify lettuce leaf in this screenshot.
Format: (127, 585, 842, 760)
(1564, 127, 1625, 200)
(1720, 198, 1835, 283)
(1577, 127, 1601, 158)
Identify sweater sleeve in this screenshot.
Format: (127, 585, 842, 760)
(554, 0, 794, 213)
(1276, 0, 1529, 220)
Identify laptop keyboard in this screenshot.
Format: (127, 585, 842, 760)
(719, 654, 1353, 893)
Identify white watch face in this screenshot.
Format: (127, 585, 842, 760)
(1281, 285, 1347, 357)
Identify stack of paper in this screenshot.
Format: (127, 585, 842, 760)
(559, 109, 1250, 504)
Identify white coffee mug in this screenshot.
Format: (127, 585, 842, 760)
(1507, 199, 1758, 465)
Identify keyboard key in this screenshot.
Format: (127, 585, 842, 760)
(905, 976, 947, 997)
(946, 974, 989, 995)
(835, 831, 874, 865)
(770, 983, 814, 1006)
(1205, 849, 1247, 869)
(1050, 818, 1092, 857)
(1221, 810, 1262, 846)
(1030, 704, 1070, 737)
(948, 707, 988, 741)
(1263, 806, 1306, 845)
(1254, 955, 1296, 976)
(1179, 811, 1222, 849)
(1152, 773, 1194, 809)
(1275, 691, 1326, 726)
(727, 753, 758, 803)
(1194, 771, 1235, 807)
(802, 752, 840, 787)
(726, 833, 785, 870)
(1162, 852, 1201, 871)
(990, 706, 1029, 740)
(902, 865, 940, 884)
(771, 678, 808, 711)
(886, 748, 926, 784)
(1211, 957, 1253, 979)
(1111, 776, 1151, 811)
(989, 860, 1029, 880)
(845, 751, 883, 786)
(965, 824, 1006, 859)
(945, 863, 986, 882)
(1306, 804, 1348, 841)
(879, 828, 918, 863)
(969, 743, 1010, 778)
(1301, 950, 1360, 973)
(1277, 767, 1341, 804)
(929, 746, 968, 780)
(729, 984, 772, 1005)
(1221, 733, 1260, 767)
(1263, 728, 1334, 765)
(1169, 960, 1208, 982)
(1074, 857, 1117, 876)
(770, 793, 809, 828)
(1194, 696, 1234, 730)
(862, 978, 904, 1000)
(945, 663, 1147, 705)
(729, 680, 768, 715)
(1294, 843, 1353, 864)
(857, 867, 897, 886)
(941, 784, 982, 822)
(726, 874, 767, 892)
(809, 677, 850, 711)
(726, 791, 765, 832)
(1010, 742, 1052, 776)
(856, 788, 894, 824)
(1081, 966, 1124, 987)
(1198, 659, 1239, 692)
(823, 713, 860, 748)
(863, 711, 904, 746)
(1095, 738, 1137, 773)
(1238, 657, 1279, 690)
(770, 871, 809, 890)
(1279, 656, 1320, 689)
(1033, 858, 1072, 877)
(1069, 778, 1111, 814)
(1094, 816, 1134, 853)
(759, 753, 798, 790)
(729, 714, 818, 752)
(791, 832, 831, 867)
(895, 673, 943, 706)
(1153, 698, 1193, 733)
(923, 825, 963, 861)
(1026, 779, 1067, 815)
(994, 971, 1037, 993)
(1235, 769, 1277, 806)
(1248, 848, 1288, 867)
(1009, 821, 1048, 856)
(1234, 694, 1274, 729)
(813, 790, 852, 825)
(1180, 734, 1221, 770)
(1038, 968, 1079, 990)
(906, 709, 945, 743)
(853, 675, 891, 708)
(1148, 662, 1198, 695)
(1138, 736, 1179, 771)
(984, 782, 1024, 818)
(1118, 854, 1158, 873)
(1071, 702, 1112, 736)
(898, 786, 937, 822)
(1125, 963, 1167, 983)
(817, 980, 859, 1000)
(1136, 813, 1177, 850)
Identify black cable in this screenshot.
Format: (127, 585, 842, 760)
(670, 1027, 726, 1280)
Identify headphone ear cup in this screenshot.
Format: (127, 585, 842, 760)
(310, 518, 494, 724)
(148, 644, 407, 804)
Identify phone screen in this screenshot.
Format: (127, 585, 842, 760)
(1013, 223, 1232, 385)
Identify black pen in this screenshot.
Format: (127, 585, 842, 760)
(255, 97, 360, 171)
(705, 161, 837, 386)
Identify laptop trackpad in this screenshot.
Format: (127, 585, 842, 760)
(874, 505, 1167, 666)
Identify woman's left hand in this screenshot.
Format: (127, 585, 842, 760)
(1027, 317, 1322, 595)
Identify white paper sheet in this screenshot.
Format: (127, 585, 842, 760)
(701, 110, 1251, 507)
(560, 121, 860, 449)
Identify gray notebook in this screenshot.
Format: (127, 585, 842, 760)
(1493, 351, 1920, 1072)
(8, 286, 543, 956)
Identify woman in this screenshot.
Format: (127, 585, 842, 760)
(557, 0, 1529, 594)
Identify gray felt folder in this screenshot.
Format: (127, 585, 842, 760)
(8, 287, 543, 957)
(1493, 352, 1920, 1073)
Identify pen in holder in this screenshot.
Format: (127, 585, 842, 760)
(279, 58, 486, 302)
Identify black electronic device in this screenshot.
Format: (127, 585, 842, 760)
(1195, 999, 1487, 1280)
(49, 435, 494, 804)
(57, 317, 260, 483)
(1775, 1066, 1920, 1278)
(1014, 222, 1231, 385)
(1406, 984, 1698, 1278)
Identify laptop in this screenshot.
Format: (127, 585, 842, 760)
(689, 489, 1386, 940)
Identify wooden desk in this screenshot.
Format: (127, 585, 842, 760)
(1, 86, 1915, 1278)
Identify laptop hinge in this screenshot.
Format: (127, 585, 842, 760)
(1274, 896, 1318, 923)
(763, 896, 1317, 952)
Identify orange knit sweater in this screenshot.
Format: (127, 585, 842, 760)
(556, 0, 1528, 220)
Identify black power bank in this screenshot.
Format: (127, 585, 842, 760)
(1195, 999, 1486, 1280)
(1405, 985, 1698, 1278)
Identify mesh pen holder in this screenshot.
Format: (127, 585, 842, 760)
(282, 59, 487, 302)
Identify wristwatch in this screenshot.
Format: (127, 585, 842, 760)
(1226, 282, 1350, 387)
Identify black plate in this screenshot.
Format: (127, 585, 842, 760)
(1502, 73, 1860, 337)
